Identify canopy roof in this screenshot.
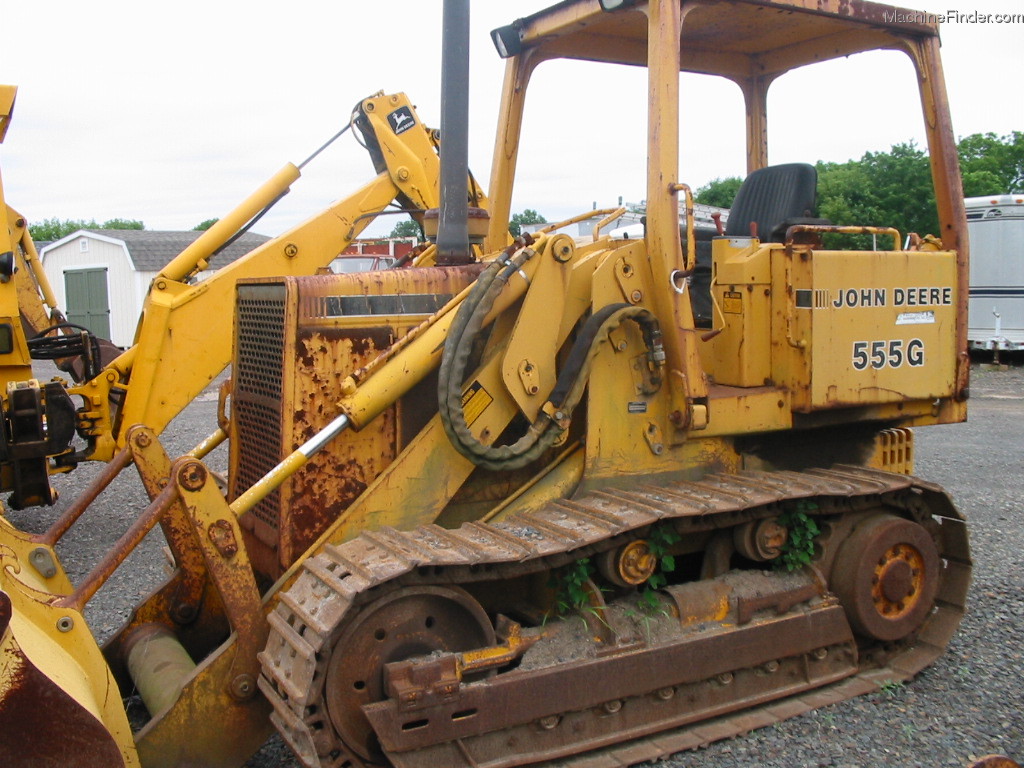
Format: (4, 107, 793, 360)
(496, 0, 939, 79)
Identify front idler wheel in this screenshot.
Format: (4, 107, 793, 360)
(323, 585, 494, 763)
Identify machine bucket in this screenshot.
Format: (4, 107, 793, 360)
(0, 584, 138, 767)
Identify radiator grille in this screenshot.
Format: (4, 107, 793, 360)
(237, 292, 286, 401)
(234, 285, 286, 533)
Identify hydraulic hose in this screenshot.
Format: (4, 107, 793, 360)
(438, 251, 665, 471)
(438, 243, 542, 470)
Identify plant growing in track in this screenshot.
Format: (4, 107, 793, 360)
(775, 502, 821, 572)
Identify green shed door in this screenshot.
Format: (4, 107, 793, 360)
(64, 268, 111, 340)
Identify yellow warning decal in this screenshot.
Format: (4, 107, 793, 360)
(723, 291, 743, 314)
(462, 381, 493, 427)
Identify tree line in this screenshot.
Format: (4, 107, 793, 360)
(28, 217, 217, 242)
(695, 131, 1024, 240)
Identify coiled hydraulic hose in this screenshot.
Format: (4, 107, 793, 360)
(438, 245, 665, 472)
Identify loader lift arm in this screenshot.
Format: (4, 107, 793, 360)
(49, 92, 486, 467)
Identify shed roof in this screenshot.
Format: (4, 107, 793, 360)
(84, 229, 271, 272)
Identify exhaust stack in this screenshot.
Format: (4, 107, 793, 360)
(435, 0, 475, 266)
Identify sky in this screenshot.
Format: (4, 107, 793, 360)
(1, 1, 1021, 240)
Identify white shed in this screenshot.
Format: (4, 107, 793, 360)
(39, 230, 270, 347)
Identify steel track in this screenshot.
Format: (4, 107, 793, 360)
(258, 465, 971, 768)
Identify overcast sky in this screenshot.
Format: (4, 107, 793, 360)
(2, 1, 1021, 239)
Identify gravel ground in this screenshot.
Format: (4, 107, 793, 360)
(6, 359, 1022, 767)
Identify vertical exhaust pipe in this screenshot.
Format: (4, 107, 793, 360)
(435, 0, 475, 266)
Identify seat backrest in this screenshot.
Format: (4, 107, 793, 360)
(725, 163, 818, 242)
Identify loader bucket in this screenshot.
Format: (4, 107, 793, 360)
(0, 572, 138, 766)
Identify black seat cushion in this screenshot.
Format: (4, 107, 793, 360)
(725, 163, 818, 242)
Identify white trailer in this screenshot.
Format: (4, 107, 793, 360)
(966, 194, 1024, 351)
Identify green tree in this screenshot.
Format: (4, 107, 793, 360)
(695, 176, 742, 209)
(958, 131, 1024, 194)
(193, 218, 219, 231)
(388, 218, 422, 239)
(817, 141, 937, 239)
(28, 217, 144, 241)
(100, 218, 144, 230)
(509, 208, 547, 237)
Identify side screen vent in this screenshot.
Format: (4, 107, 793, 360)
(233, 284, 286, 539)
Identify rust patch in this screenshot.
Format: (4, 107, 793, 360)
(0, 631, 125, 766)
(0, 591, 10, 634)
(233, 266, 480, 577)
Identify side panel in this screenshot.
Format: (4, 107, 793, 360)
(786, 250, 958, 410)
(708, 242, 958, 419)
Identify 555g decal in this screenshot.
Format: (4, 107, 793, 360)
(852, 338, 924, 370)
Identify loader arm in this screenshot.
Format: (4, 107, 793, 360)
(72, 92, 486, 463)
(0, 87, 45, 391)
(7, 205, 61, 338)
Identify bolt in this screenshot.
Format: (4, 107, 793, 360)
(651, 443, 664, 456)
(656, 687, 675, 701)
(397, 167, 410, 182)
(364, 102, 375, 112)
(56, 616, 74, 633)
(156, 279, 167, 291)
(762, 660, 780, 674)
(284, 243, 299, 258)
(179, 461, 208, 492)
(230, 674, 256, 700)
(16, 218, 25, 228)
(602, 700, 623, 714)
(630, 290, 643, 303)
(172, 603, 198, 624)
(812, 647, 829, 660)
(134, 432, 152, 449)
(538, 715, 560, 730)
(716, 672, 734, 685)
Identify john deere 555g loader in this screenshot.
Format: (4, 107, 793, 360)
(0, 1, 977, 766)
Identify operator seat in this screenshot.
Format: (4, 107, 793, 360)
(692, 163, 826, 327)
(725, 162, 823, 242)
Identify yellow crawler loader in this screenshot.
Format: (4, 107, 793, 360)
(0, 0, 1001, 766)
